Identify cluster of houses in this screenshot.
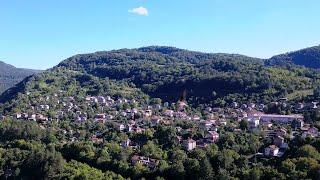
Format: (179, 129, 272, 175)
(1, 91, 320, 167)
(231, 100, 318, 112)
(14, 113, 48, 123)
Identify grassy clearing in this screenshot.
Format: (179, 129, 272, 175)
(286, 89, 313, 100)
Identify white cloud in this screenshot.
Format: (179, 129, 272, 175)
(128, 6, 148, 16)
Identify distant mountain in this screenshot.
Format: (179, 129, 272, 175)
(266, 45, 320, 68)
(0, 61, 41, 93)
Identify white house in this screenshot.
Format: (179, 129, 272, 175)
(205, 131, 219, 143)
(121, 139, 131, 148)
(264, 145, 279, 156)
(182, 139, 197, 151)
(249, 118, 260, 128)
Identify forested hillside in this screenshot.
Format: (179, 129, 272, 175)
(266, 45, 320, 68)
(2, 46, 320, 107)
(56, 46, 320, 106)
(0, 61, 40, 93)
(0, 68, 149, 112)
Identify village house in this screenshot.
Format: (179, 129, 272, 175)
(264, 145, 280, 156)
(206, 113, 215, 120)
(212, 108, 222, 112)
(276, 128, 287, 137)
(123, 98, 129, 103)
(116, 99, 123, 104)
(151, 116, 162, 127)
(127, 124, 134, 132)
(241, 104, 248, 109)
(94, 114, 106, 122)
(248, 103, 256, 109)
(143, 110, 152, 117)
(292, 119, 304, 129)
(175, 112, 188, 119)
(128, 120, 136, 126)
(218, 119, 227, 126)
(176, 127, 182, 132)
(274, 136, 285, 148)
(134, 127, 145, 134)
(308, 102, 318, 109)
(76, 114, 87, 122)
(106, 115, 114, 120)
(14, 113, 22, 119)
(95, 119, 106, 124)
(175, 136, 183, 143)
(85, 96, 92, 102)
(182, 138, 197, 151)
(248, 118, 260, 129)
(97, 96, 106, 104)
(263, 129, 277, 138)
(164, 110, 174, 117)
(231, 102, 238, 108)
(116, 123, 125, 131)
(21, 113, 29, 119)
(196, 140, 209, 149)
(205, 131, 219, 143)
(295, 103, 305, 110)
(302, 127, 319, 138)
(259, 114, 304, 125)
(281, 102, 288, 108)
(28, 114, 37, 121)
(312, 102, 318, 108)
(56, 111, 64, 119)
(278, 98, 288, 102)
(120, 112, 128, 117)
(205, 107, 212, 113)
(199, 120, 215, 131)
(131, 155, 159, 169)
(91, 135, 103, 144)
(153, 104, 162, 110)
(308, 127, 319, 136)
(131, 108, 138, 114)
(257, 104, 265, 111)
(120, 139, 131, 148)
(192, 115, 201, 121)
(177, 100, 188, 111)
(105, 96, 112, 101)
(91, 97, 98, 103)
(36, 114, 48, 123)
(130, 99, 136, 104)
(40, 105, 50, 110)
(240, 111, 248, 119)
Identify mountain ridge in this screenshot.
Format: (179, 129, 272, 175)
(2, 45, 320, 109)
(0, 60, 41, 93)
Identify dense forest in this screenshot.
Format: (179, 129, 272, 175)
(0, 61, 40, 93)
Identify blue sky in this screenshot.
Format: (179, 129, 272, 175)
(1, 0, 320, 69)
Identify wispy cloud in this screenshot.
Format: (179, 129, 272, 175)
(128, 6, 148, 16)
